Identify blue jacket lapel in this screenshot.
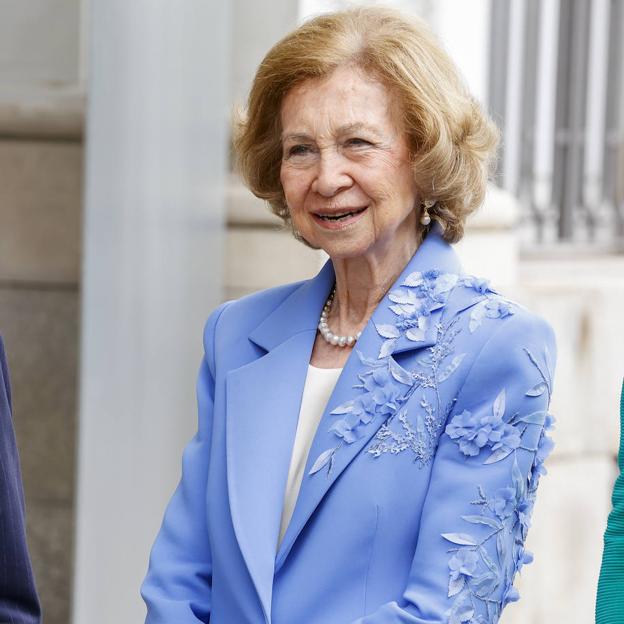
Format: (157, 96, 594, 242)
(225, 221, 464, 620)
(225, 260, 334, 623)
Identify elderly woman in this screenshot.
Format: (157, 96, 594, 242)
(141, 7, 557, 624)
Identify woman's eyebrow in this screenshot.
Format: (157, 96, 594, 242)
(282, 123, 384, 142)
(336, 122, 383, 138)
(281, 132, 313, 143)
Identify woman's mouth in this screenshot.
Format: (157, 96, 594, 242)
(312, 206, 368, 229)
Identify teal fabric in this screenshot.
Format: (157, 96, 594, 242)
(597, 378, 624, 623)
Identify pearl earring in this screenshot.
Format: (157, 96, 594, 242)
(420, 199, 435, 226)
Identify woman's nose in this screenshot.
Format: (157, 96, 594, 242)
(311, 150, 353, 197)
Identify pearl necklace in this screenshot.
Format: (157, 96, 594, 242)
(318, 286, 362, 347)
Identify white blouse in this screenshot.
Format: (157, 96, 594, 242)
(277, 364, 343, 550)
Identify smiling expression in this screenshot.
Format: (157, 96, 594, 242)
(279, 64, 420, 261)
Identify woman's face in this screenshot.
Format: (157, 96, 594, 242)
(279, 65, 420, 261)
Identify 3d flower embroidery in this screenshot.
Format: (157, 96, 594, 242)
(445, 389, 521, 463)
(528, 410, 556, 492)
(325, 364, 406, 444)
(309, 268, 463, 477)
(448, 549, 480, 596)
(367, 317, 466, 464)
(376, 269, 458, 358)
(491, 486, 515, 519)
(441, 344, 556, 621)
(308, 352, 415, 475)
(468, 295, 516, 333)
(441, 459, 531, 621)
(361, 367, 403, 415)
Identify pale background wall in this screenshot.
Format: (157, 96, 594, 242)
(0, 1, 622, 623)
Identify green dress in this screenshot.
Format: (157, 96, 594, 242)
(597, 378, 624, 623)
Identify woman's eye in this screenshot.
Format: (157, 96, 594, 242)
(287, 144, 312, 157)
(345, 138, 371, 147)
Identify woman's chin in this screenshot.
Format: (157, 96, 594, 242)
(317, 237, 375, 261)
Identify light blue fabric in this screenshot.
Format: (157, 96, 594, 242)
(141, 221, 557, 624)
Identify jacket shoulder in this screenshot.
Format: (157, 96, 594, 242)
(445, 272, 557, 369)
(201, 279, 307, 352)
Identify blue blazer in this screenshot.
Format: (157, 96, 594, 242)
(141, 221, 557, 624)
(0, 336, 41, 624)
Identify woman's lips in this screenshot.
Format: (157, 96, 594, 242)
(311, 206, 368, 229)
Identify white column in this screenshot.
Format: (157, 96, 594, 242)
(584, 0, 611, 239)
(72, 2, 230, 623)
(502, 0, 526, 195)
(533, 0, 560, 217)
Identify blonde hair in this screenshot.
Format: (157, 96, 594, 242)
(233, 5, 500, 244)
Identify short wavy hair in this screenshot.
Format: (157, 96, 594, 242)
(233, 6, 500, 245)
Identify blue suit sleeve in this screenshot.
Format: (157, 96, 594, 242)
(350, 311, 557, 623)
(0, 336, 42, 624)
(141, 302, 230, 624)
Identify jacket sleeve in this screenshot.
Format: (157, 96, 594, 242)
(141, 301, 230, 624)
(0, 336, 42, 624)
(350, 310, 557, 624)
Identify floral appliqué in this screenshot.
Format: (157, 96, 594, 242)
(442, 345, 556, 623)
(309, 269, 506, 477)
(456, 275, 517, 333)
(376, 269, 458, 358)
(367, 318, 463, 463)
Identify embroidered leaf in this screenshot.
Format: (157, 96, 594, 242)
(493, 389, 506, 420)
(478, 544, 499, 575)
(375, 323, 400, 339)
(483, 447, 514, 465)
(523, 348, 551, 400)
(406, 325, 427, 341)
(442, 533, 478, 546)
(388, 358, 413, 386)
(544, 343, 554, 382)
(402, 271, 424, 287)
(433, 272, 458, 294)
(461, 515, 503, 530)
(356, 350, 385, 368)
(379, 338, 397, 359)
(330, 401, 355, 415)
(388, 289, 418, 305)
(448, 575, 466, 598)
(496, 532, 504, 562)
(526, 382, 548, 397)
(389, 303, 407, 316)
(437, 353, 467, 383)
(472, 572, 499, 598)
(517, 410, 547, 425)
(308, 448, 336, 475)
(512, 455, 525, 496)
(469, 302, 486, 332)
